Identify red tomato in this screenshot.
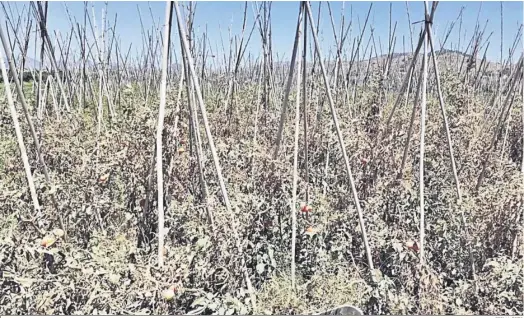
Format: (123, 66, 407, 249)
(405, 241, 419, 252)
(300, 204, 312, 213)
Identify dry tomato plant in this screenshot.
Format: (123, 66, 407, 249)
(1, 69, 522, 315)
(0, 1, 523, 316)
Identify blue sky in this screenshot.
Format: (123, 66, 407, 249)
(4, 1, 523, 66)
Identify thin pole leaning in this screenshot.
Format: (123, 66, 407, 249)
(0, 20, 64, 233)
(0, 44, 41, 214)
(155, 0, 173, 268)
(425, 8, 461, 200)
(32, 2, 71, 112)
(516, 33, 524, 259)
(272, 2, 303, 160)
(419, 21, 428, 265)
(179, 18, 215, 231)
(384, 3, 437, 130)
(173, 1, 256, 310)
(304, 1, 374, 272)
(302, 1, 310, 204)
(290, 5, 303, 290)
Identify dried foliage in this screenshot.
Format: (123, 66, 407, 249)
(0, 0, 523, 314)
(1, 69, 522, 315)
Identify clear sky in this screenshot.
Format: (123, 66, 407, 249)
(3, 1, 523, 66)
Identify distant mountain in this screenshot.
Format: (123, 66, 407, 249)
(368, 49, 472, 63)
(1, 56, 42, 69)
(24, 57, 41, 69)
(435, 48, 469, 57)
